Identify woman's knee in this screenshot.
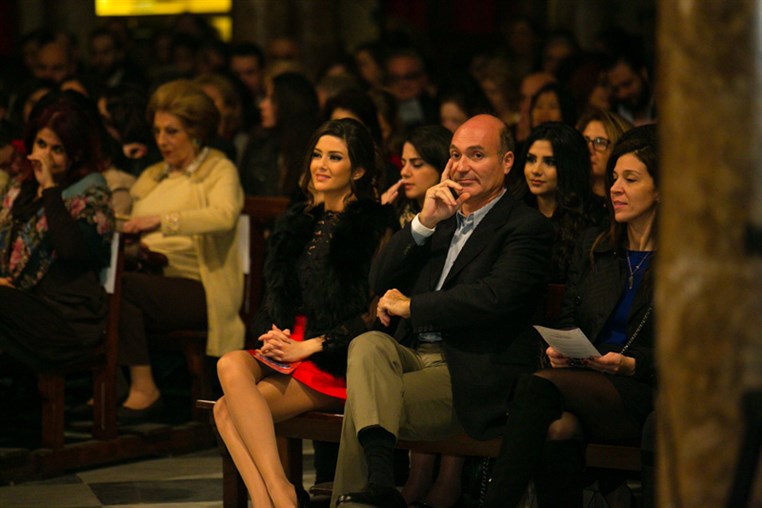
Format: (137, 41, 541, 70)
(217, 350, 255, 385)
(546, 412, 581, 441)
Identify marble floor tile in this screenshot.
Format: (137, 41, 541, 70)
(78, 451, 222, 484)
(0, 483, 101, 507)
(89, 479, 222, 505)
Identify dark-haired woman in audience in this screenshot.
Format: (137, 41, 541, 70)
(518, 121, 601, 282)
(214, 118, 392, 507)
(529, 82, 577, 130)
(380, 124, 465, 506)
(239, 71, 320, 199)
(381, 125, 451, 228)
(486, 125, 659, 507)
(119, 80, 244, 420)
(576, 108, 633, 200)
(437, 75, 492, 134)
(353, 42, 387, 89)
(0, 92, 114, 371)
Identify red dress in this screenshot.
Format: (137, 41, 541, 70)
(249, 315, 347, 400)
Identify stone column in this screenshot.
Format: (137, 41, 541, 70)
(657, 1, 762, 506)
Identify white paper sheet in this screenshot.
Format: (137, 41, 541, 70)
(533, 326, 601, 359)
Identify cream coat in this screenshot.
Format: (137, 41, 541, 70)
(131, 149, 245, 356)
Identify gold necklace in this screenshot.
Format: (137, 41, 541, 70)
(626, 251, 652, 289)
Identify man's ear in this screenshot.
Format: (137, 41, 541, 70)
(502, 151, 514, 175)
(352, 167, 366, 180)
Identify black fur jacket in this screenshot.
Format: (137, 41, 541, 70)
(250, 198, 392, 378)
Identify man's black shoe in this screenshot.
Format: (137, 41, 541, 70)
(335, 484, 406, 507)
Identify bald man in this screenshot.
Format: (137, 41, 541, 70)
(334, 115, 553, 506)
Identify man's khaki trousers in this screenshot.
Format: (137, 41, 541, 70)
(330, 331, 463, 505)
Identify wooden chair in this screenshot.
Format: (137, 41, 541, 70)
(37, 232, 124, 449)
(150, 197, 290, 420)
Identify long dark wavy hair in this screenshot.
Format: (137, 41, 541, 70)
(516, 122, 594, 281)
(300, 118, 380, 208)
(595, 124, 659, 252)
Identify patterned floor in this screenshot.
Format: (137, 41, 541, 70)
(0, 446, 318, 508)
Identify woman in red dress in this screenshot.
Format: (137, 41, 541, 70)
(214, 118, 392, 507)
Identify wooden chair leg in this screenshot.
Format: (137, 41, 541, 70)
(38, 373, 65, 449)
(184, 342, 211, 421)
(222, 452, 248, 508)
(91, 368, 117, 440)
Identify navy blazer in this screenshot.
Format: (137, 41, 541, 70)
(370, 191, 554, 439)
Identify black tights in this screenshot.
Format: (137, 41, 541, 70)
(535, 368, 641, 443)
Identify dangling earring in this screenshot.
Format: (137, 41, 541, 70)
(192, 138, 201, 150)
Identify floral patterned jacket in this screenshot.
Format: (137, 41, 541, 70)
(0, 173, 114, 290)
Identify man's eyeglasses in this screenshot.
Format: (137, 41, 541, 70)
(584, 136, 612, 152)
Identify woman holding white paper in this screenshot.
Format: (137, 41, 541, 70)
(485, 125, 659, 508)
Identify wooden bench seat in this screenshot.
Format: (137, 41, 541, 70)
(197, 401, 641, 507)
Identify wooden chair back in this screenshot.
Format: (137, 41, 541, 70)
(37, 232, 124, 449)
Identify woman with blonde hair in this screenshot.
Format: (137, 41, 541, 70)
(118, 79, 244, 421)
(575, 108, 633, 199)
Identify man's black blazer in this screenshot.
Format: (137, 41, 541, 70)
(370, 192, 554, 439)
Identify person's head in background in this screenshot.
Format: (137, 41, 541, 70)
(197, 38, 229, 75)
(438, 74, 493, 133)
(385, 49, 429, 102)
(98, 84, 157, 173)
(516, 71, 555, 142)
(147, 79, 220, 171)
(604, 49, 653, 123)
(541, 30, 579, 75)
(316, 72, 361, 112)
(354, 41, 387, 89)
(502, 17, 542, 72)
(23, 90, 107, 186)
(367, 87, 403, 158)
(529, 82, 577, 130)
(230, 43, 265, 97)
(34, 37, 76, 84)
(267, 36, 301, 66)
(399, 125, 452, 207)
(518, 121, 591, 218)
(195, 73, 243, 140)
(476, 57, 521, 128)
(170, 34, 200, 77)
(89, 27, 124, 79)
(576, 108, 633, 198)
(259, 71, 318, 131)
(324, 89, 382, 147)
